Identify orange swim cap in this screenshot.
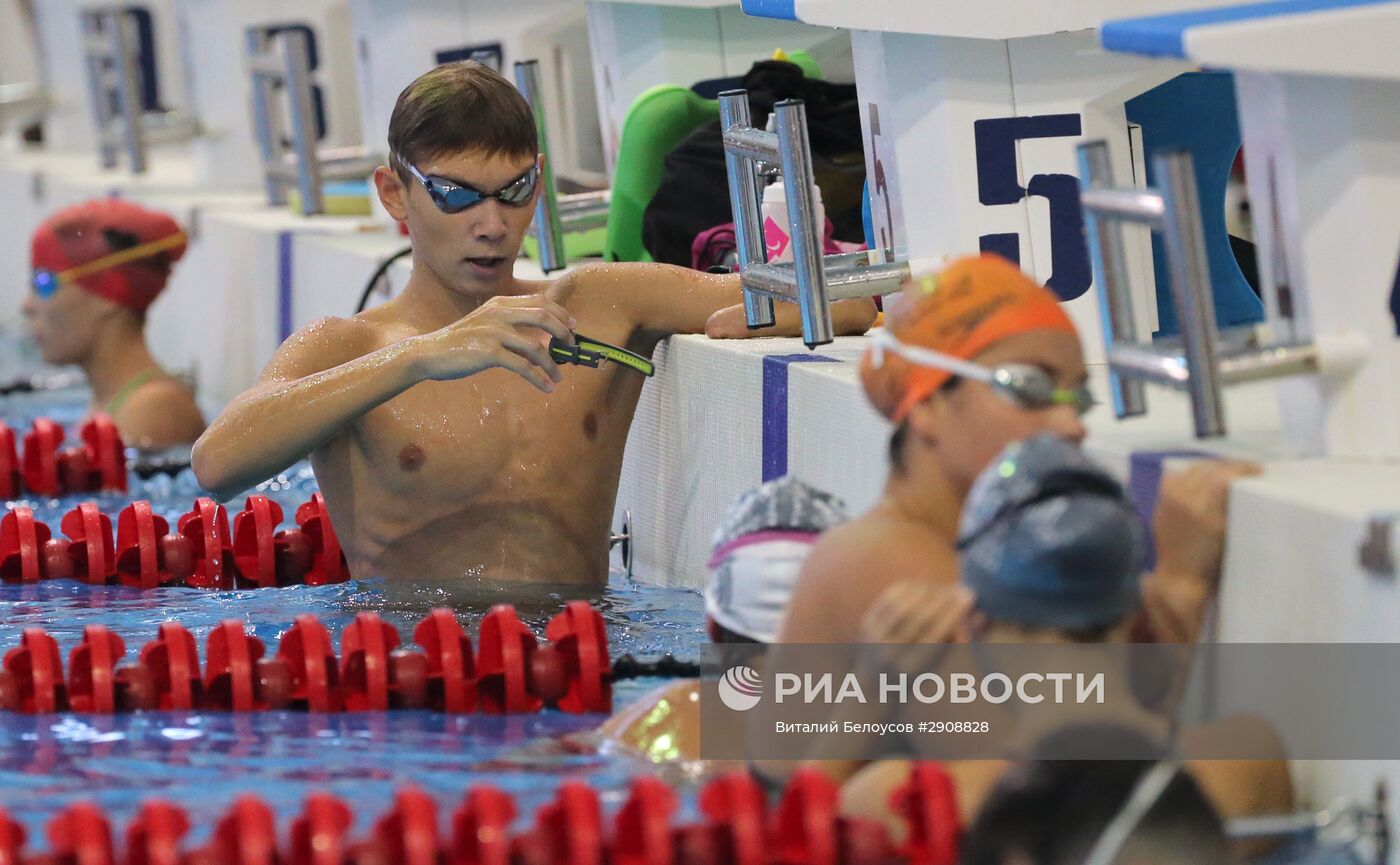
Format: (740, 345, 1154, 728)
(859, 255, 1078, 423)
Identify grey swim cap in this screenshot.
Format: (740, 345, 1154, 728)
(708, 475, 848, 565)
(958, 434, 1145, 631)
(706, 476, 848, 643)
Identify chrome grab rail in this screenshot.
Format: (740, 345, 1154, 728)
(719, 90, 904, 348)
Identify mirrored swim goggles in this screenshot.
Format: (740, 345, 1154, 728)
(31, 231, 189, 300)
(867, 328, 1095, 416)
(549, 332, 654, 377)
(395, 152, 540, 215)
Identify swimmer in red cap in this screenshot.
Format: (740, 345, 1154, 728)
(192, 62, 874, 585)
(780, 255, 1260, 645)
(26, 198, 206, 448)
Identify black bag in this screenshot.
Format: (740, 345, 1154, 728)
(641, 61, 868, 267)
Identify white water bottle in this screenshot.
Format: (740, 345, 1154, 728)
(761, 180, 824, 264)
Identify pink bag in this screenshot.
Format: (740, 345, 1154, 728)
(691, 218, 863, 271)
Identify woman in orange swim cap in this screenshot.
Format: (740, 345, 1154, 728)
(780, 254, 1258, 647)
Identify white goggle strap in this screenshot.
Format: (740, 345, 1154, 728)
(867, 328, 996, 386)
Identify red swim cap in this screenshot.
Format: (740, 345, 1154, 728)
(30, 199, 187, 313)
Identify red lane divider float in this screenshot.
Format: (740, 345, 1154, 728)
(0, 768, 963, 865)
(0, 605, 614, 716)
(0, 492, 349, 589)
(2, 415, 126, 500)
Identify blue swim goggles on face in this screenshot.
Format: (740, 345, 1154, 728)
(394, 152, 540, 215)
(30, 231, 189, 300)
(867, 328, 1096, 416)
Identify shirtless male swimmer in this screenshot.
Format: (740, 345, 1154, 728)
(192, 61, 875, 586)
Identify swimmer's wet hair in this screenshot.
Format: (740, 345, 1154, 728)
(388, 61, 538, 182)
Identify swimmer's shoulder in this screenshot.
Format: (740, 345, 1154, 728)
(113, 376, 206, 449)
(781, 513, 958, 642)
(812, 512, 958, 580)
(266, 314, 389, 380)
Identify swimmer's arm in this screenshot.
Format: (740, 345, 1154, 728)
(192, 317, 417, 500)
(570, 262, 877, 339)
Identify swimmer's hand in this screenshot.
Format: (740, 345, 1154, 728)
(407, 292, 577, 393)
(851, 582, 974, 711)
(859, 581, 975, 645)
(1143, 459, 1262, 643)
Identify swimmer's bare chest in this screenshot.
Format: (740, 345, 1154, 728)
(310, 337, 648, 582)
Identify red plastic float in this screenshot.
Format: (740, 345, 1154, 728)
(771, 769, 894, 865)
(373, 787, 439, 865)
(611, 777, 678, 865)
(449, 787, 516, 865)
(294, 493, 349, 585)
(61, 502, 115, 585)
(47, 802, 116, 865)
(0, 808, 23, 865)
(233, 496, 283, 588)
(545, 601, 612, 713)
(21, 418, 63, 498)
(0, 422, 19, 499)
(140, 622, 202, 710)
(289, 794, 353, 865)
(892, 762, 963, 865)
(124, 800, 189, 865)
(476, 604, 540, 715)
(80, 415, 127, 494)
(691, 773, 768, 865)
(277, 615, 341, 713)
(414, 608, 475, 713)
(114, 501, 171, 588)
(204, 620, 267, 711)
(68, 625, 125, 714)
(207, 796, 277, 865)
(0, 506, 49, 583)
(178, 497, 233, 589)
(3, 627, 66, 713)
(341, 612, 400, 711)
(518, 781, 604, 865)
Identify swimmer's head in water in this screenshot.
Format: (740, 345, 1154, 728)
(860, 255, 1089, 488)
(958, 434, 1145, 636)
(26, 199, 186, 363)
(706, 476, 847, 643)
(375, 61, 541, 296)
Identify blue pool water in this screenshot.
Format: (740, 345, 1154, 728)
(0, 391, 710, 847)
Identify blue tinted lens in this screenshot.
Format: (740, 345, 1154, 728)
(438, 184, 484, 214)
(31, 270, 58, 298)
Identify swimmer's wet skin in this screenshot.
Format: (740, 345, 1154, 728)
(190, 62, 876, 588)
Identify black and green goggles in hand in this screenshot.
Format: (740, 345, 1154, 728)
(549, 333, 655, 377)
